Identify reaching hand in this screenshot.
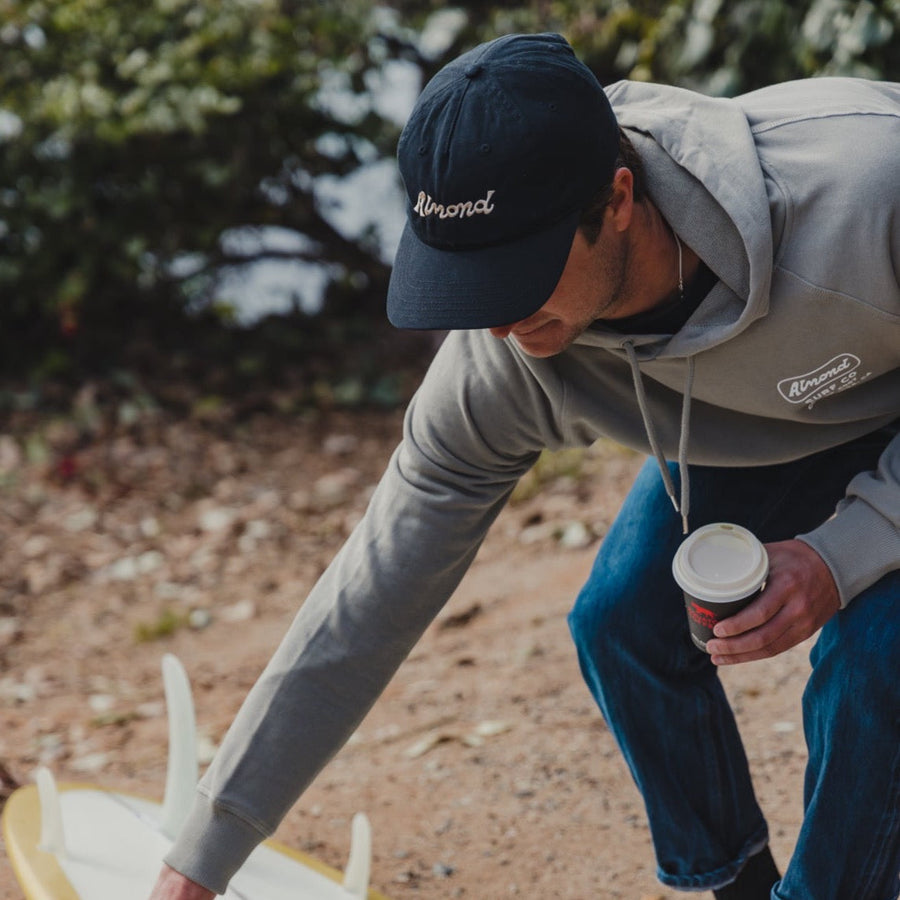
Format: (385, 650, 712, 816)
(148, 865, 216, 900)
(705, 539, 840, 665)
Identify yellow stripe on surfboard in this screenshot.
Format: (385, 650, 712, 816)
(3, 781, 81, 900)
(2, 781, 393, 900)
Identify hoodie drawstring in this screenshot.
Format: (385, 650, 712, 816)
(624, 341, 694, 535)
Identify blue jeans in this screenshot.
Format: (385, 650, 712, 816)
(568, 425, 900, 898)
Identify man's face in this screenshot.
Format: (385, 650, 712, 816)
(489, 227, 630, 358)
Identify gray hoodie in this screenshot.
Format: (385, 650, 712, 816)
(166, 76, 900, 893)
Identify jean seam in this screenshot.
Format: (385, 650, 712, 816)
(857, 733, 900, 898)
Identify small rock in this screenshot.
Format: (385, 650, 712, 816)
(221, 600, 256, 623)
(196, 734, 219, 766)
(136, 701, 165, 719)
(137, 550, 165, 575)
(0, 678, 35, 703)
(0, 618, 23, 648)
(71, 751, 110, 774)
(472, 720, 513, 738)
(88, 694, 116, 714)
(65, 507, 99, 533)
(22, 535, 51, 559)
(198, 506, 236, 533)
(140, 516, 161, 538)
(0, 435, 22, 474)
(154, 581, 185, 601)
(239, 519, 271, 552)
(312, 468, 361, 508)
(557, 520, 592, 549)
(188, 608, 213, 630)
(323, 434, 359, 456)
(244, 519, 271, 541)
(106, 556, 139, 582)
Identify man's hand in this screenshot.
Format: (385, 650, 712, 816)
(148, 865, 216, 900)
(705, 539, 840, 666)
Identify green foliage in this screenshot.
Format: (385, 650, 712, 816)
(0, 0, 402, 381)
(510, 447, 587, 504)
(439, 0, 899, 92)
(133, 606, 189, 643)
(0, 0, 897, 391)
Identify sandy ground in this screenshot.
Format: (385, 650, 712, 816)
(0, 407, 813, 899)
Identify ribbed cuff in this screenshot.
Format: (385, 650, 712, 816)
(797, 499, 900, 608)
(163, 791, 270, 896)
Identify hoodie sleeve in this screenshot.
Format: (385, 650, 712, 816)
(797, 428, 900, 607)
(162, 331, 562, 894)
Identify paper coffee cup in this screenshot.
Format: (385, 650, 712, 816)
(672, 523, 769, 653)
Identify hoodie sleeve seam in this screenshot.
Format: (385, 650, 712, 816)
(757, 157, 794, 268)
(772, 267, 900, 320)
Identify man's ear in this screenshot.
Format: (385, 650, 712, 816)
(607, 167, 635, 232)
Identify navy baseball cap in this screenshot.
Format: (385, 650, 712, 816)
(387, 32, 619, 331)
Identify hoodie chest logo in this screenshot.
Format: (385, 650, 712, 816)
(777, 353, 866, 407)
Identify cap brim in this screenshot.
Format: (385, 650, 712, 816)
(386, 208, 581, 331)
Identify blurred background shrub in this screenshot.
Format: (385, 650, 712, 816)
(0, 0, 897, 405)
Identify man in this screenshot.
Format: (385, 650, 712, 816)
(151, 33, 900, 900)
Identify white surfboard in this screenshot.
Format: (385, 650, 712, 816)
(2, 655, 392, 900)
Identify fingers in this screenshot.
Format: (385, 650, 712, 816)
(707, 610, 804, 665)
(711, 589, 781, 639)
(703, 539, 841, 665)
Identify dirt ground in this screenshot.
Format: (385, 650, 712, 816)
(0, 403, 814, 899)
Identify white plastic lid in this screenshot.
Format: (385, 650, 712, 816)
(672, 522, 768, 602)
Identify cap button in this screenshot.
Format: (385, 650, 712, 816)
(464, 63, 483, 79)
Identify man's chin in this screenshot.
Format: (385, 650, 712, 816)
(511, 333, 574, 359)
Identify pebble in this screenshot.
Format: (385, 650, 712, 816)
(323, 434, 359, 456)
(0, 618, 23, 647)
(65, 507, 98, 533)
(140, 516, 161, 538)
(88, 694, 115, 714)
(0, 678, 36, 703)
(71, 752, 110, 774)
(196, 734, 219, 766)
(557, 520, 592, 549)
(136, 701, 165, 719)
(0, 434, 22, 474)
(198, 506, 236, 533)
(188, 608, 212, 630)
(773, 721, 797, 733)
(221, 600, 256, 623)
(312, 468, 361, 507)
(22, 535, 51, 558)
(104, 556, 139, 581)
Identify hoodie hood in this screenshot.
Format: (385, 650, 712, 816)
(577, 81, 775, 361)
(572, 82, 780, 529)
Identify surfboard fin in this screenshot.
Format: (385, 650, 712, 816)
(35, 766, 67, 857)
(342, 811, 371, 898)
(160, 653, 199, 840)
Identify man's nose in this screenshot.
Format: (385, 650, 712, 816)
(489, 323, 515, 340)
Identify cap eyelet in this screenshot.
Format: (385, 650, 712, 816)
(479, 143, 491, 154)
(418, 144, 427, 156)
